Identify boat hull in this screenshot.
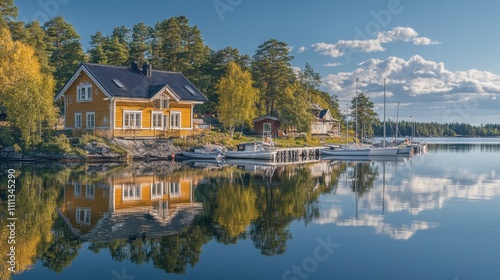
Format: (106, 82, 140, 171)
(369, 148, 399, 156)
(225, 150, 277, 160)
(321, 148, 371, 156)
(181, 151, 223, 160)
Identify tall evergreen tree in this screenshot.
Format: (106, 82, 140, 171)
(88, 31, 108, 64)
(152, 16, 209, 77)
(24, 21, 53, 75)
(129, 22, 152, 65)
(350, 92, 379, 139)
(252, 39, 295, 116)
(43, 16, 86, 91)
(0, 0, 17, 29)
(106, 36, 128, 66)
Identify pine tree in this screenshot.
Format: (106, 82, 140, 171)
(129, 22, 151, 65)
(350, 92, 379, 139)
(43, 16, 86, 91)
(0, 0, 17, 29)
(88, 31, 108, 64)
(252, 39, 295, 116)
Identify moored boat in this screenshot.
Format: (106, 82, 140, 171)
(225, 141, 277, 160)
(181, 149, 224, 160)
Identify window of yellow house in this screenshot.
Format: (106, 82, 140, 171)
(169, 182, 181, 198)
(76, 207, 91, 225)
(75, 113, 82, 129)
(86, 112, 95, 128)
(76, 84, 92, 102)
(170, 111, 181, 129)
(152, 112, 163, 129)
(123, 184, 141, 200)
(123, 111, 141, 129)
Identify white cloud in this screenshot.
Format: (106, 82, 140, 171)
(297, 46, 307, 53)
(323, 55, 500, 123)
(323, 62, 343, 67)
(312, 27, 440, 58)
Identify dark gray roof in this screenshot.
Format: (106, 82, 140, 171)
(319, 109, 329, 119)
(81, 63, 207, 102)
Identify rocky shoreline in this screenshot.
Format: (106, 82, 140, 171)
(0, 139, 185, 162)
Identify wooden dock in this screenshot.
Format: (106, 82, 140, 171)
(274, 146, 326, 164)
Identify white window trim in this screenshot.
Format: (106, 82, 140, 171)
(151, 182, 164, 199)
(76, 207, 91, 225)
(169, 182, 181, 198)
(74, 182, 81, 196)
(170, 111, 181, 129)
(123, 110, 142, 129)
(151, 111, 164, 130)
(76, 84, 92, 102)
(75, 113, 82, 129)
(122, 184, 142, 201)
(85, 184, 95, 199)
(86, 112, 95, 129)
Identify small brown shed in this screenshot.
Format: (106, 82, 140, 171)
(253, 116, 282, 138)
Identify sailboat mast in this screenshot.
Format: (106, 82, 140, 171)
(346, 104, 349, 145)
(355, 78, 359, 141)
(395, 102, 400, 141)
(383, 78, 386, 148)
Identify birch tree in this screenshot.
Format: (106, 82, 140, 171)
(216, 61, 259, 138)
(0, 28, 57, 148)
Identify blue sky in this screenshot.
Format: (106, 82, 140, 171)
(15, 0, 500, 124)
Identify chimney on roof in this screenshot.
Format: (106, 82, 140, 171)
(131, 61, 139, 71)
(143, 63, 152, 78)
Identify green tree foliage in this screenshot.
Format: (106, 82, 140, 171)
(0, 0, 17, 28)
(88, 31, 108, 64)
(200, 47, 251, 113)
(252, 39, 295, 116)
(0, 167, 62, 279)
(43, 16, 86, 91)
(278, 82, 315, 133)
(151, 16, 209, 78)
(106, 36, 129, 66)
(214, 183, 258, 238)
(216, 61, 259, 138)
(350, 92, 379, 139)
(374, 120, 500, 137)
(129, 22, 152, 66)
(0, 28, 58, 148)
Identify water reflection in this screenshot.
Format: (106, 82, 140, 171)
(2, 145, 500, 278)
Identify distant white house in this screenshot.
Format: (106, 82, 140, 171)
(310, 104, 340, 135)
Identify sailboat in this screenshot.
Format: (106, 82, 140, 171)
(322, 78, 398, 157)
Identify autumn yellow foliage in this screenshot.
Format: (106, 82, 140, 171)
(0, 28, 57, 148)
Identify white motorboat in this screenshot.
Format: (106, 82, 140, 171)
(225, 141, 277, 160)
(181, 149, 224, 160)
(321, 146, 371, 156)
(369, 147, 399, 156)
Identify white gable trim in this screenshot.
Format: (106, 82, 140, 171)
(55, 64, 112, 100)
(149, 85, 181, 102)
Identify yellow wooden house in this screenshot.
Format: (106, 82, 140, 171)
(55, 62, 208, 138)
(60, 174, 202, 240)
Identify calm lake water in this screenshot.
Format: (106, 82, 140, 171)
(1, 138, 499, 280)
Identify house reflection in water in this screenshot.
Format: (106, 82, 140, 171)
(60, 173, 202, 241)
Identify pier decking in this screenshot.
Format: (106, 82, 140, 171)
(274, 146, 326, 164)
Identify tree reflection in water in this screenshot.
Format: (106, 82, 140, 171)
(349, 162, 379, 197)
(0, 161, 342, 277)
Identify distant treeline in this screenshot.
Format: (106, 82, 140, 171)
(373, 121, 500, 137)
